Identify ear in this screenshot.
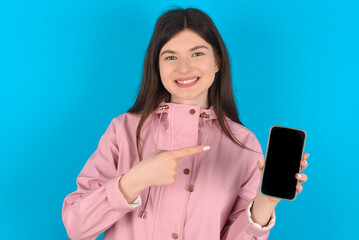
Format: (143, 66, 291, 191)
(215, 58, 221, 73)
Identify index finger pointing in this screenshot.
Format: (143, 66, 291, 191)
(171, 145, 210, 158)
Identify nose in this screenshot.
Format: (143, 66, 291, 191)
(177, 58, 192, 74)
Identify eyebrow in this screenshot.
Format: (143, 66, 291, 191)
(160, 45, 209, 56)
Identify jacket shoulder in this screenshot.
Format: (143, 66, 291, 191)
(113, 111, 141, 121)
(107, 112, 141, 130)
(225, 117, 256, 137)
(224, 118, 263, 156)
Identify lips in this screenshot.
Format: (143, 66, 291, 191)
(174, 77, 200, 88)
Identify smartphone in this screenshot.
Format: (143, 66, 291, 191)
(260, 125, 307, 201)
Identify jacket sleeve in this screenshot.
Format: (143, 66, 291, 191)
(62, 117, 141, 240)
(221, 133, 276, 240)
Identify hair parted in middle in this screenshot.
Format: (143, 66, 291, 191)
(128, 8, 253, 159)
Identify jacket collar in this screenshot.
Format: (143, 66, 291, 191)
(154, 101, 217, 120)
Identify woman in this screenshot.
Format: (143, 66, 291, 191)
(62, 8, 309, 240)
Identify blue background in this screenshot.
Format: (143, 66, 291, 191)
(1, 0, 358, 239)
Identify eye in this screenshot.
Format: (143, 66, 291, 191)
(164, 56, 177, 60)
(193, 52, 204, 57)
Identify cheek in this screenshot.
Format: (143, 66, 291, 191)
(200, 60, 217, 78)
(159, 63, 175, 93)
(159, 62, 172, 82)
(199, 55, 217, 70)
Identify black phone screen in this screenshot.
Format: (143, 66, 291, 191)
(261, 126, 306, 200)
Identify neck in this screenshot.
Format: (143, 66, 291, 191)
(169, 98, 209, 109)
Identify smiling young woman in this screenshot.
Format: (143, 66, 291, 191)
(62, 8, 309, 240)
(159, 30, 220, 109)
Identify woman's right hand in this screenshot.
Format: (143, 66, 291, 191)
(118, 145, 210, 203)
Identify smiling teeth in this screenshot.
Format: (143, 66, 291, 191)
(176, 77, 198, 84)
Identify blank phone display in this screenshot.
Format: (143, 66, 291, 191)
(261, 126, 306, 200)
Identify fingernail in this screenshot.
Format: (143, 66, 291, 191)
(297, 173, 302, 178)
(258, 158, 263, 163)
(306, 153, 309, 158)
(203, 146, 210, 151)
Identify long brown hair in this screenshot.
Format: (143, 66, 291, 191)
(128, 8, 253, 159)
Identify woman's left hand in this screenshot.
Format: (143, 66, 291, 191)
(256, 152, 310, 204)
(250, 153, 309, 226)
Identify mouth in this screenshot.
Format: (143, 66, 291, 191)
(174, 77, 200, 88)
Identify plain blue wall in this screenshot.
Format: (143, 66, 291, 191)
(1, 0, 358, 239)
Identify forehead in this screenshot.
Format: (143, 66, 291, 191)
(161, 29, 212, 51)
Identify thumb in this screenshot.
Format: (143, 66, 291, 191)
(257, 158, 265, 170)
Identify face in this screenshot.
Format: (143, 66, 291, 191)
(159, 29, 220, 108)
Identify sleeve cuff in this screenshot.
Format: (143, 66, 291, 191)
(247, 200, 276, 230)
(105, 175, 142, 213)
(117, 175, 142, 207)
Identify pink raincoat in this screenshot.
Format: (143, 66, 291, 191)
(62, 102, 275, 239)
